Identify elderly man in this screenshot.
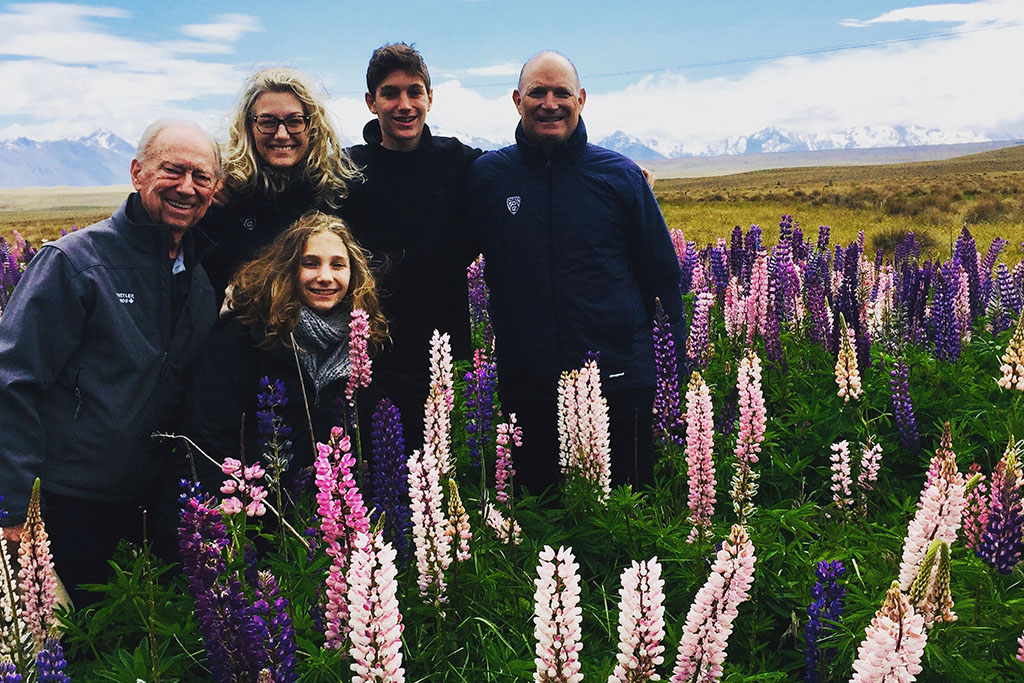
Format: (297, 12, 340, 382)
(341, 43, 481, 451)
(0, 120, 219, 605)
(467, 52, 684, 496)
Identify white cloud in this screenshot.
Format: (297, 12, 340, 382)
(841, 0, 1022, 27)
(181, 13, 262, 43)
(464, 62, 521, 77)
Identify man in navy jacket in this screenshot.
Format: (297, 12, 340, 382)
(467, 52, 684, 496)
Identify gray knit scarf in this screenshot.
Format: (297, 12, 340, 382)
(293, 306, 351, 396)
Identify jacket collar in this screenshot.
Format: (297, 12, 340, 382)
(361, 119, 434, 150)
(515, 117, 588, 165)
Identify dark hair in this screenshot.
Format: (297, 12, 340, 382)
(366, 43, 431, 96)
(231, 212, 388, 350)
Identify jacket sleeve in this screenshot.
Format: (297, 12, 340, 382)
(180, 322, 252, 493)
(626, 166, 683, 324)
(0, 247, 88, 523)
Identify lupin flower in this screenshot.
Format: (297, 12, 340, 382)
(907, 539, 955, 627)
(255, 377, 293, 483)
(347, 532, 405, 683)
(484, 504, 523, 545)
(889, 358, 919, 453)
(424, 330, 454, 476)
(652, 301, 685, 447)
(1018, 630, 1024, 664)
(0, 658, 19, 683)
(316, 427, 370, 648)
(1, 498, 25, 665)
(686, 292, 715, 366)
(834, 315, 862, 402)
(731, 350, 764, 524)
(932, 260, 962, 362)
(445, 478, 472, 563)
(16, 481, 56, 652)
(35, 637, 69, 683)
(609, 557, 666, 683)
(684, 371, 716, 543)
(407, 443, 453, 605)
(723, 276, 745, 341)
(495, 414, 522, 505)
(829, 441, 853, 519)
(557, 359, 612, 504)
(997, 312, 1024, 391)
(370, 398, 411, 561)
(954, 266, 972, 344)
(850, 582, 927, 683)
(962, 463, 988, 552)
(745, 250, 769, 346)
(253, 571, 297, 683)
(670, 524, 757, 683)
(346, 308, 373, 407)
(219, 457, 268, 517)
(897, 439, 965, 591)
(804, 560, 846, 683)
(857, 440, 883, 493)
(532, 546, 584, 683)
(464, 348, 498, 468)
(467, 255, 494, 348)
(978, 438, 1024, 573)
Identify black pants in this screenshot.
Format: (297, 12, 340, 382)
(502, 387, 655, 498)
(43, 490, 178, 609)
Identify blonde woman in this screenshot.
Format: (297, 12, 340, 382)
(197, 67, 360, 304)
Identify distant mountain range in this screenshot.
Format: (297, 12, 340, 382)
(0, 126, 1020, 188)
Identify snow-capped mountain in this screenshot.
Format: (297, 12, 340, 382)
(0, 130, 136, 188)
(0, 125, 1012, 188)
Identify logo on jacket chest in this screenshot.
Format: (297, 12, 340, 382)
(116, 292, 135, 304)
(506, 196, 521, 215)
(242, 216, 256, 231)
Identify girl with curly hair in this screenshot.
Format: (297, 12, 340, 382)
(184, 212, 387, 493)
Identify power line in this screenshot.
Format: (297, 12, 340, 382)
(451, 20, 1024, 91)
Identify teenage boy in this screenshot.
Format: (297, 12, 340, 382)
(341, 43, 481, 450)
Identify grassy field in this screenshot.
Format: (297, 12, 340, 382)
(2, 144, 1023, 263)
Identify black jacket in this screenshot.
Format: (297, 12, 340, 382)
(183, 317, 347, 493)
(467, 119, 683, 401)
(194, 182, 318, 305)
(341, 122, 481, 407)
(0, 197, 216, 521)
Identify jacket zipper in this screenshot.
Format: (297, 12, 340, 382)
(73, 367, 83, 420)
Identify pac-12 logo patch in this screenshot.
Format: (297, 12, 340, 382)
(506, 196, 521, 215)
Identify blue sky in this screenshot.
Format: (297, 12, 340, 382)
(2, 0, 1022, 149)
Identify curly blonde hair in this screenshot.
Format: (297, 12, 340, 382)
(222, 67, 361, 207)
(231, 212, 388, 350)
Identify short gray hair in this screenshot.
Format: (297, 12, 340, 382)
(136, 119, 222, 177)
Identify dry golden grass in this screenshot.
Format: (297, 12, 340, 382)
(0, 185, 128, 245)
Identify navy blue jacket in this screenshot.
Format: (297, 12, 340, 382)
(467, 119, 682, 401)
(0, 197, 216, 521)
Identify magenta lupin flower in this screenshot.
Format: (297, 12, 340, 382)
(407, 444, 452, 605)
(1018, 629, 1024, 664)
(609, 557, 666, 683)
(962, 462, 989, 552)
(954, 266, 972, 344)
(315, 426, 370, 648)
(723, 276, 745, 341)
(670, 524, 757, 683)
(686, 292, 715, 366)
(684, 371, 716, 543)
(557, 359, 612, 504)
(857, 440, 883, 493)
(829, 441, 853, 519)
(745, 250, 769, 346)
(445, 478, 472, 563)
(532, 545, 584, 683)
(17, 480, 56, 652)
(346, 308, 373, 407)
(850, 582, 927, 683)
(424, 330, 454, 477)
(219, 457, 269, 517)
(495, 414, 522, 505)
(897, 441, 965, 591)
(346, 532, 405, 683)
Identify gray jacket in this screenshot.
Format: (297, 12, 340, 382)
(0, 197, 216, 522)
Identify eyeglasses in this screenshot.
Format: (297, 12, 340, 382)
(251, 114, 310, 134)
